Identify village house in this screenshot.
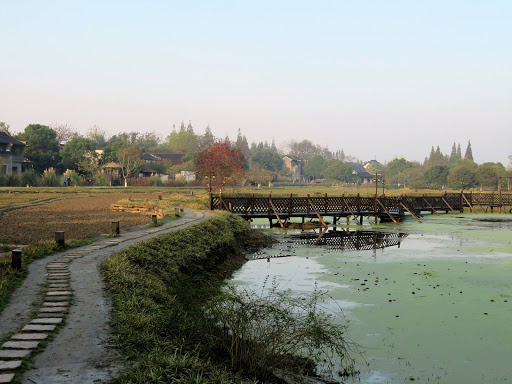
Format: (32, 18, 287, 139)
(0, 131, 27, 174)
(140, 152, 185, 178)
(282, 155, 304, 182)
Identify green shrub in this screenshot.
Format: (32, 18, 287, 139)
(149, 175, 163, 187)
(21, 169, 39, 187)
(93, 172, 110, 186)
(6, 173, 21, 186)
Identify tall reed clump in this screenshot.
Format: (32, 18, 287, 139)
(207, 281, 357, 380)
(41, 167, 60, 187)
(21, 169, 38, 186)
(102, 213, 356, 383)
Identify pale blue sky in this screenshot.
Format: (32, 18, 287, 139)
(1, 1, 511, 164)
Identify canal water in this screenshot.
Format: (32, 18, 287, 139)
(230, 214, 512, 383)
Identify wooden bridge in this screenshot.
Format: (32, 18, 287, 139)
(210, 192, 512, 226)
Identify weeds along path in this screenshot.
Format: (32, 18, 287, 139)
(0, 209, 212, 384)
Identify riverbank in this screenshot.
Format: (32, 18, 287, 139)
(102, 212, 358, 383)
(102, 212, 268, 383)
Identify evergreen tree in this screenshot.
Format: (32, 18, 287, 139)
(457, 143, 462, 158)
(271, 139, 277, 152)
(464, 140, 474, 161)
(179, 121, 186, 132)
(186, 121, 194, 134)
(235, 129, 251, 160)
(450, 143, 457, 160)
(200, 124, 215, 149)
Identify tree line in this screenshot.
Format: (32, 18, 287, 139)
(1, 120, 511, 191)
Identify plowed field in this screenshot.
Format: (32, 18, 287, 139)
(0, 194, 152, 244)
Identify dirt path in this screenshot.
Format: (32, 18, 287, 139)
(0, 209, 212, 384)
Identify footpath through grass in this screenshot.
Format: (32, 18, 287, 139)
(0, 238, 96, 314)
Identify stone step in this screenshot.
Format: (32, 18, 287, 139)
(45, 296, 70, 302)
(46, 280, 69, 285)
(0, 373, 15, 383)
(48, 284, 70, 289)
(37, 313, 65, 318)
(22, 325, 55, 332)
(46, 291, 72, 296)
(46, 287, 70, 292)
(0, 360, 22, 370)
(11, 333, 48, 341)
(42, 301, 69, 307)
(39, 307, 67, 313)
(30, 318, 62, 325)
(0, 350, 30, 359)
(1, 341, 39, 350)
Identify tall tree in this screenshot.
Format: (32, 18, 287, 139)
(464, 140, 474, 161)
(116, 144, 144, 187)
(235, 128, 251, 161)
(449, 142, 459, 163)
(303, 155, 325, 179)
(164, 130, 199, 156)
(186, 121, 194, 133)
(475, 165, 499, 190)
(51, 123, 77, 143)
(195, 142, 245, 191)
(16, 124, 61, 174)
(324, 160, 352, 182)
(252, 148, 283, 173)
(86, 125, 107, 147)
(61, 136, 98, 174)
(424, 165, 450, 187)
(287, 139, 322, 160)
(200, 124, 215, 149)
(457, 143, 462, 158)
(448, 164, 476, 190)
(386, 158, 415, 178)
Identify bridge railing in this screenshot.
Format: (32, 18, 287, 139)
(211, 192, 512, 217)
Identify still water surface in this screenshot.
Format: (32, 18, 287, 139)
(230, 214, 512, 383)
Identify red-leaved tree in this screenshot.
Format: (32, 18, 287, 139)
(195, 142, 245, 191)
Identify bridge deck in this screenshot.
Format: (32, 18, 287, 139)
(211, 192, 512, 224)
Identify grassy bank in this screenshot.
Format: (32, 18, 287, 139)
(0, 238, 96, 313)
(102, 213, 355, 383)
(102, 213, 258, 383)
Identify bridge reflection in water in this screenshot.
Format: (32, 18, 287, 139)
(247, 230, 409, 260)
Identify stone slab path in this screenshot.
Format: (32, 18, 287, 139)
(0, 209, 211, 384)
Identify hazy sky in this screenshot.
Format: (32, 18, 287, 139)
(1, 1, 511, 165)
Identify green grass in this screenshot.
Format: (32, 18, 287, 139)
(102, 213, 356, 383)
(0, 238, 96, 314)
(102, 213, 257, 383)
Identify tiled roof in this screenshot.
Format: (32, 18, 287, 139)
(0, 131, 25, 146)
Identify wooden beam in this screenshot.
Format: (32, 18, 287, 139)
(307, 198, 328, 229)
(376, 198, 399, 225)
(441, 197, 457, 214)
(462, 194, 474, 213)
(422, 198, 438, 215)
(314, 227, 328, 245)
(269, 198, 285, 229)
(342, 197, 356, 217)
(400, 202, 422, 223)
